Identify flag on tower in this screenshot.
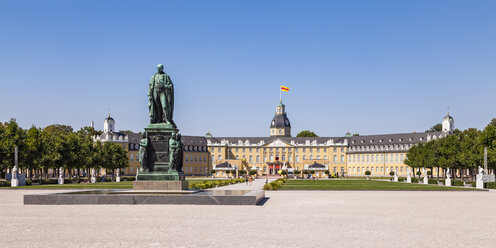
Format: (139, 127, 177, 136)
(281, 85, 289, 92)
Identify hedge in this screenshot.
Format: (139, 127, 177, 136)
(189, 178, 244, 190)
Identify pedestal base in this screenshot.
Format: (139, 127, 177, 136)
(11, 179, 19, 187)
(423, 177, 428, 184)
(393, 176, 398, 182)
(133, 180, 189, 190)
(406, 176, 411, 183)
(58, 178, 64, 184)
(476, 180, 484, 189)
(116, 177, 120, 183)
(136, 170, 185, 181)
(445, 178, 451, 186)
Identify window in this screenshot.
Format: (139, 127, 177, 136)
(400, 154, 404, 162)
(256, 155, 260, 163)
(366, 155, 370, 162)
(303, 148, 306, 152)
(218, 147, 221, 152)
(340, 148, 344, 152)
(371, 155, 374, 162)
(249, 155, 253, 163)
(263, 156, 267, 162)
(249, 148, 252, 152)
(333, 167, 337, 173)
(242, 148, 245, 152)
(235, 148, 238, 152)
(323, 148, 327, 153)
(310, 155, 313, 160)
(236, 155, 239, 160)
(333, 148, 337, 152)
(296, 155, 299, 162)
(217, 155, 221, 160)
(303, 155, 306, 160)
(282, 155, 286, 161)
(340, 155, 344, 162)
(324, 155, 327, 160)
(289, 156, 293, 162)
(317, 155, 320, 159)
(270, 155, 274, 161)
(130, 154, 134, 161)
(256, 148, 260, 152)
(194, 156, 197, 162)
(333, 155, 337, 162)
(395, 154, 399, 162)
(316, 148, 320, 153)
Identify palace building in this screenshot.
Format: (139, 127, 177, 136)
(97, 101, 454, 178)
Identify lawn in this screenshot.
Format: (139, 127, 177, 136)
(280, 179, 480, 191)
(8, 179, 224, 190)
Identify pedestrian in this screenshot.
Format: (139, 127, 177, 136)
(245, 176, 248, 185)
(248, 176, 253, 186)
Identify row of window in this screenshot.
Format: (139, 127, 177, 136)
(215, 147, 346, 153)
(348, 154, 405, 163)
(184, 166, 208, 174)
(349, 144, 411, 152)
(213, 154, 346, 163)
(350, 166, 408, 173)
(351, 137, 421, 144)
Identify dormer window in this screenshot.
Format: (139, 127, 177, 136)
(399, 138, 403, 142)
(370, 140, 374, 143)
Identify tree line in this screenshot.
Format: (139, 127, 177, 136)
(0, 119, 128, 179)
(405, 119, 496, 180)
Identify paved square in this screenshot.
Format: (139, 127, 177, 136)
(1, 187, 495, 248)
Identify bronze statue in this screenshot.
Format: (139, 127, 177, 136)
(148, 64, 175, 127)
(169, 133, 184, 172)
(138, 133, 150, 172)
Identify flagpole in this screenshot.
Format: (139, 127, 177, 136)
(279, 85, 282, 103)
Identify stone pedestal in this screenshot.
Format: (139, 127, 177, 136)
(133, 180, 188, 190)
(58, 178, 64, 185)
(423, 176, 428, 184)
(445, 178, 451, 186)
(393, 176, 398, 182)
(11, 179, 19, 187)
(116, 177, 120, 182)
(406, 176, 411, 183)
(91, 177, 96, 184)
(136, 124, 184, 181)
(476, 179, 483, 189)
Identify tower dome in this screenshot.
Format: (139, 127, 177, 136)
(442, 112, 454, 134)
(104, 114, 115, 133)
(270, 100, 291, 137)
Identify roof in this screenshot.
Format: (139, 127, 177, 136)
(348, 132, 441, 146)
(270, 114, 291, 128)
(215, 162, 233, 169)
(182, 135, 208, 146)
(206, 136, 349, 146)
(127, 133, 142, 144)
(308, 162, 326, 169)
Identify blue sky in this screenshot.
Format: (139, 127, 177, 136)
(0, 0, 495, 137)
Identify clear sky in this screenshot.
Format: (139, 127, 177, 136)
(1, 0, 495, 137)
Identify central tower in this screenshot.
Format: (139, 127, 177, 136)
(270, 100, 291, 137)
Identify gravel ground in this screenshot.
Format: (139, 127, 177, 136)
(1, 188, 495, 248)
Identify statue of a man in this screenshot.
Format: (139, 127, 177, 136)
(148, 64, 175, 127)
(169, 133, 184, 172)
(138, 133, 150, 172)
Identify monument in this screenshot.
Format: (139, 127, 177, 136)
(406, 168, 412, 183)
(116, 169, 121, 183)
(11, 147, 19, 187)
(445, 168, 451, 186)
(58, 167, 64, 185)
(476, 166, 484, 189)
(90, 168, 96, 184)
(422, 168, 428, 184)
(393, 168, 398, 182)
(133, 64, 188, 190)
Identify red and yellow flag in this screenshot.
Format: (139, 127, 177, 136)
(281, 85, 289, 92)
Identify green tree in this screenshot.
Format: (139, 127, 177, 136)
(296, 130, 318, 137)
(426, 123, 442, 132)
(0, 119, 26, 178)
